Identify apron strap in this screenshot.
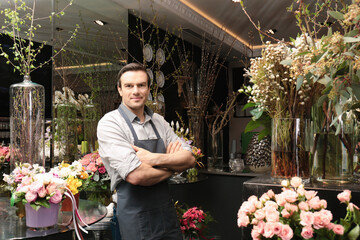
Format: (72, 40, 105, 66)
(118, 105, 161, 142)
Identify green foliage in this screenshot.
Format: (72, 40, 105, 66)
(0, 0, 78, 76)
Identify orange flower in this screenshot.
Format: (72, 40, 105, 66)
(80, 171, 89, 180)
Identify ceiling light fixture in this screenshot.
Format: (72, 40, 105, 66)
(94, 20, 107, 26)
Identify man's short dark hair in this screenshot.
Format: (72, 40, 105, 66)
(117, 63, 150, 88)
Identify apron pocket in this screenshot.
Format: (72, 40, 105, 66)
(138, 205, 180, 239)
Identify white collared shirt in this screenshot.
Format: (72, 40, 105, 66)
(97, 104, 191, 191)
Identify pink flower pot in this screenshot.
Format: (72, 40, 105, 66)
(25, 203, 60, 228)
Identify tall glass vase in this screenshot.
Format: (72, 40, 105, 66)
(83, 103, 100, 153)
(10, 75, 45, 170)
(207, 130, 223, 172)
(54, 103, 78, 164)
(271, 118, 311, 183)
(311, 105, 355, 184)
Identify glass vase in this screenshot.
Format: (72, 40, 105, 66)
(311, 106, 355, 184)
(10, 75, 45, 170)
(54, 103, 78, 164)
(83, 104, 100, 154)
(271, 118, 311, 183)
(207, 130, 223, 172)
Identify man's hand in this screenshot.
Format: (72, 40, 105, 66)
(166, 141, 182, 154)
(132, 145, 154, 166)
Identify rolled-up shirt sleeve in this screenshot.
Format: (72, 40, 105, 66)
(97, 112, 141, 191)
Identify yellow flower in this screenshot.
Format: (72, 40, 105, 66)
(60, 161, 70, 169)
(66, 176, 82, 195)
(80, 171, 89, 180)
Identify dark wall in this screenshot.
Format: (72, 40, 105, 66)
(127, 13, 230, 162)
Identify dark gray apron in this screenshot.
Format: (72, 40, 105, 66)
(116, 106, 182, 240)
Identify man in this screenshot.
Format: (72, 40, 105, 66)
(97, 62, 195, 240)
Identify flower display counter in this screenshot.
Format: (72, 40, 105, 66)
(0, 197, 107, 239)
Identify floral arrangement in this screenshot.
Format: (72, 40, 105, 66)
(176, 203, 214, 240)
(0, 145, 10, 175)
(79, 151, 111, 205)
(3, 163, 45, 193)
(3, 163, 67, 211)
(50, 161, 89, 195)
(237, 177, 360, 239)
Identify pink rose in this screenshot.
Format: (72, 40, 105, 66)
(17, 185, 29, 193)
(21, 176, 32, 185)
(282, 189, 298, 203)
(251, 229, 261, 240)
(49, 189, 63, 204)
(280, 224, 293, 240)
(308, 196, 322, 210)
(265, 208, 280, 222)
(290, 177, 302, 188)
(254, 209, 266, 220)
(98, 166, 106, 174)
(25, 191, 38, 203)
(297, 187, 305, 196)
(267, 189, 275, 199)
(275, 194, 286, 207)
(273, 222, 283, 236)
(265, 200, 278, 210)
(300, 211, 314, 226)
(96, 157, 103, 166)
(79, 158, 90, 166)
(46, 182, 57, 195)
(86, 162, 98, 173)
(332, 224, 344, 235)
(38, 186, 47, 198)
(29, 180, 44, 193)
(337, 190, 351, 203)
(298, 201, 309, 211)
(15, 174, 25, 183)
(313, 210, 332, 230)
(320, 199, 327, 208)
(237, 212, 250, 227)
(240, 201, 256, 214)
(254, 220, 265, 234)
(263, 222, 275, 238)
(281, 209, 291, 218)
(305, 190, 317, 200)
(301, 226, 314, 239)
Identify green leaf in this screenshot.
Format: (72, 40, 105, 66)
(352, 83, 360, 99)
(348, 225, 360, 240)
(93, 172, 100, 181)
(322, 85, 332, 95)
(345, 29, 359, 37)
(242, 102, 256, 110)
(328, 11, 344, 20)
(296, 76, 304, 91)
(30, 203, 41, 211)
(250, 108, 263, 120)
(343, 37, 360, 43)
(354, 208, 360, 225)
(319, 75, 332, 86)
(245, 120, 262, 133)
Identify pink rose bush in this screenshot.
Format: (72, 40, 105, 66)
(5, 164, 68, 211)
(237, 177, 360, 239)
(176, 204, 214, 240)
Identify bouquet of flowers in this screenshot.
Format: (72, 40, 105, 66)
(50, 161, 89, 195)
(3, 163, 67, 211)
(3, 163, 46, 193)
(79, 151, 111, 205)
(237, 177, 360, 239)
(176, 203, 214, 240)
